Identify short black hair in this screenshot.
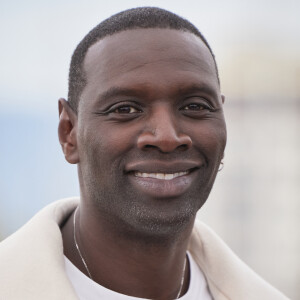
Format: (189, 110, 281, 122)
(68, 7, 219, 112)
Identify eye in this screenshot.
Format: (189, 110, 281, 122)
(112, 105, 141, 114)
(94, 101, 143, 118)
(182, 103, 209, 111)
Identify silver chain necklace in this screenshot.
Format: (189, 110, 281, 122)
(73, 207, 93, 279)
(176, 256, 187, 299)
(73, 207, 186, 299)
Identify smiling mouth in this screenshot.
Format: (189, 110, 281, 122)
(134, 170, 191, 180)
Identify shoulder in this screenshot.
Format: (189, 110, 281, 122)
(188, 220, 289, 300)
(0, 197, 79, 300)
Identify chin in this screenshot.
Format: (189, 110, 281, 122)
(116, 203, 198, 245)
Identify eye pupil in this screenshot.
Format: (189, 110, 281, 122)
(118, 107, 129, 113)
(116, 106, 136, 113)
(186, 104, 203, 110)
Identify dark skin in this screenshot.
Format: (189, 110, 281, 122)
(59, 28, 226, 299)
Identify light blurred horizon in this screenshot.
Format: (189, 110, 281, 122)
(1, 0, 300, 112)
(0, 1, 299, 298)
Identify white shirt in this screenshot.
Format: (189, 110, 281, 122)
(65, 251, 212, 300)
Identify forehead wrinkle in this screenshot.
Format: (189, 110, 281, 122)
(117, 57, 176, 75)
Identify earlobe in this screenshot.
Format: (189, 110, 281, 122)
(58, 98, 79, 164)
(221, 95, 225, 104)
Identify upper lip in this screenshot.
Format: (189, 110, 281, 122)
(125, 160, 202, 174)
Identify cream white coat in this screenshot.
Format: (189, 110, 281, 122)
(0, 198, 289, 300)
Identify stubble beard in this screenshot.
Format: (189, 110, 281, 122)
(81, 165, 216, 247)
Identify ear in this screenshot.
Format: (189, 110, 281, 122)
(221, 94, 225, 104)
(58, 98, 79, 164)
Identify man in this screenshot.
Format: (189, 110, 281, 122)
(0, 7, 288, 300)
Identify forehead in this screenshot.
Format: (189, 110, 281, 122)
(81, 28, 219, 104)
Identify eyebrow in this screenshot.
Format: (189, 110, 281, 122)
(97, 83, 219, 105)
(176, 84, 218, 99)
(98, 87, 142, 103)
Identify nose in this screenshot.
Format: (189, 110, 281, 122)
(137, 107, 192, 153)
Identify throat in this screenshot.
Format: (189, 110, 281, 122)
(62, 206, 193, 299)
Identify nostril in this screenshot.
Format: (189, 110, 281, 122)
(137, 130, 192, 152)
(143, 143, 189, 153)
(177, 144, 189, 151)
(144, 145, 157, 150)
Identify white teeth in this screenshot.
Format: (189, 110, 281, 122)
(156, 173, 165, 180)
(134, 171, 188, 180)
(164, 173, 174, 180)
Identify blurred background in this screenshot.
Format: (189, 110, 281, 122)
(0, 0, 299, 298)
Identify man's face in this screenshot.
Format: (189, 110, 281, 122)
(76, 28, 226, 237)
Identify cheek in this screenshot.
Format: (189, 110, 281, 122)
(78, 122, 138, 164)
(102, 134, 131, 155)
(211, 124, 227, 155)
(192, 121, 227, 160)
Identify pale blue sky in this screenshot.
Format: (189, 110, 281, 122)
(1, 0, 299, 112)
(0, 0, 299, 236)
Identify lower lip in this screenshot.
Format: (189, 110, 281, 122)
(128, 171, 197, 198)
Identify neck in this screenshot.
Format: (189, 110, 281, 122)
(62, 204, 195, 299)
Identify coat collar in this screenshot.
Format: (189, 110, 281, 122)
(0, 198, 287, 300)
